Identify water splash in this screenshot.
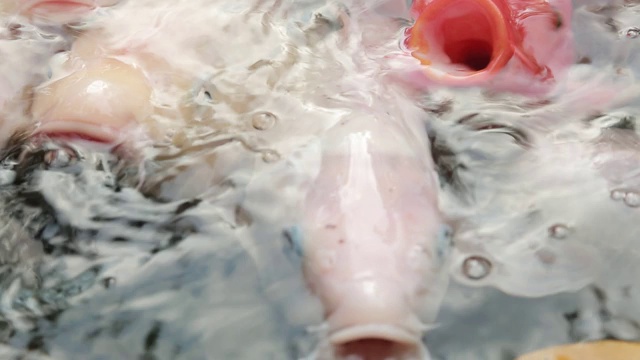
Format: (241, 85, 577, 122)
(0, 0, 637, 359)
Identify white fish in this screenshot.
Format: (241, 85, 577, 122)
(295, 87, 451, 359)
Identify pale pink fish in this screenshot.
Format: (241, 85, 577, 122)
(299, 100, 451, 359)
(30, 55, 153, 146)
(23, 0, 250, 148)
(1, 0, 120, 23)
(26, 9, 199, 149)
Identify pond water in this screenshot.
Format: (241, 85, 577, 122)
(0, 0, 637, 359)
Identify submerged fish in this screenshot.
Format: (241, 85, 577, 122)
(31, 56, 153, 144)
(0, 0, 120, 24)
(403, 0, 574, 94)
(299, 100, 451, 360)
(25, 13, 203, 150)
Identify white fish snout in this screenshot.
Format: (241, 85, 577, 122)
(324, 280, 429, 360)
(333, 337, 426, 360)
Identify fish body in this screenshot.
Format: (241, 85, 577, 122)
(300, 105, 450, 360)
(404, 0, 574, 94)
(26, 11, 198, 147)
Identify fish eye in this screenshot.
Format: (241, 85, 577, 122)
(436, 224, 454, 262)
(438, 224, 453, 241)
(283, 225, 304, 258)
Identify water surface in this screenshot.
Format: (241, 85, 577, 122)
(0, 0, 637, 359)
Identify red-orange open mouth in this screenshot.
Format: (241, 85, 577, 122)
(407, 0, 514, 84)
(33, 120, 119, 145)
(25, 0, 95, 16)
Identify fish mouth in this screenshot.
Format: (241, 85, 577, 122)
(21, 0, 97, 22)
(33, 120, 120, 144)
(330, 324, 427, 360)
(24, 0, 95, 13)
(407, 0, 513, 84)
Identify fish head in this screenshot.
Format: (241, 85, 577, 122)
(405, 0, 573, 93)
(31, 56, 153, 146)
(407, 0, 514, 85)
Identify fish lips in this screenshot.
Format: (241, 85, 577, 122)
(407, 0, 514, 85)
(19, 0, 119, 23)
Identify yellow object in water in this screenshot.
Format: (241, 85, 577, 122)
(518, 341, 640, 360)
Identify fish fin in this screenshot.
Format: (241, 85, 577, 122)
(513, 45, 554, 80)
(511, 1, 564, 29)
(510, 1, 565, 79)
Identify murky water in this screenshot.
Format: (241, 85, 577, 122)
(0, 0, 637, 359)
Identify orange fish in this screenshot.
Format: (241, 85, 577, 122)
(517, 340, 640, 360)
(404, 0, 574, 94)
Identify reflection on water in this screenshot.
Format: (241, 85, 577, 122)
(0, 0, 637, 359)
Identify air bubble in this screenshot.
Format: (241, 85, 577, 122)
(610, 189, 640, 208)
(623, 192, 640, 207)
(261, 150, 280, 163)
(462, 256, 491, 280)
(252, 111, 277, 130)
(548, 224, 570, 239)
(611, 189, 626, 201)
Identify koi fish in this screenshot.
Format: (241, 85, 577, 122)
(517, 340, 640, 360)
(1, 0, 120, 23)
(299, 100, 451, 360)
(404, 0, 574, 94)
(30, 55, 153, 144)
